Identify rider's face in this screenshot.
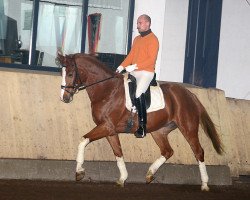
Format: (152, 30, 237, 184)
(137, 16, 150, 33)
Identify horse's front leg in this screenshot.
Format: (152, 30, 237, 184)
(106, 135, 128, 187)
(75, 124, 114, 181)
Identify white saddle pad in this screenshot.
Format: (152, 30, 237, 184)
(123, 75, 165, 113)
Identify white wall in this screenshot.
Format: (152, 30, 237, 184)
(159, 0, 189, 82)
(134, 0, 188, 82)
(133, 0, 166, 77)
(217, 0, 250, 100)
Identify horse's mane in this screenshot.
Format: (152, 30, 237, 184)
(74, 53, 115, 76)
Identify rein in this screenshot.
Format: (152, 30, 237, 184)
(61, 76, 115, 91)
(77, 76, 115, 91)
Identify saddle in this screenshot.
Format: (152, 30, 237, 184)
(128, 73, 157, 110)
(123, 73, 165, 132)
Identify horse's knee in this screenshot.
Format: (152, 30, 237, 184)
(162, 148, 174, 159)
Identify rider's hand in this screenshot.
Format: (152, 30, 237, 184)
(116, 65, 124, 73)
(125, 64, 138, 72)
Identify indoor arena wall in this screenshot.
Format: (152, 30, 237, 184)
(0, 69, 249, 177)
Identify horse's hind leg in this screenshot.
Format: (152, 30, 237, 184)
(147, 126, 175, 183)
(190, 137, 209, 191)
(180, 125, 209, 191)
(106, 135, 128, 187)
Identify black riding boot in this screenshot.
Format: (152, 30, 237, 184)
(134, 93, 147, 138)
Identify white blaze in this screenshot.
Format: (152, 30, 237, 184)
(60, 67, 66, 100)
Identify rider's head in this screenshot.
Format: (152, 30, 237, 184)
(137, 14, 151, 33)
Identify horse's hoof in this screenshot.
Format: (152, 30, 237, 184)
(201, 185, 210, 192)
(116, 180, 125, 187)
(76, 171, 85, 181)
(146, 171, 154, 184)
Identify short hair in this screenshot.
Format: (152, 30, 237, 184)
(140, 14, 151, 25)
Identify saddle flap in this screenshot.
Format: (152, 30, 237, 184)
(124, 74, 165, 113)
(127, 74, 154, 109)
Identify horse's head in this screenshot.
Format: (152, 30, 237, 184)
(58, 52, 120, 103)
(58, 53, 85, 103)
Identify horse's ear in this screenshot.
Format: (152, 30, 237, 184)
(57, 50, 64, 59)
(55, 50, 65, 67)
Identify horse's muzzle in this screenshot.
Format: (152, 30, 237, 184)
(61, 92, 73, 103)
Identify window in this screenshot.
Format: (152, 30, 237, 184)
(36, 1, 83, 67)
(86, 0, 129, 54)
(0, 0, 134, 70)
(0, 0, 33, 64)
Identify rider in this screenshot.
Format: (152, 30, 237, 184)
(116, 14, 159, 138)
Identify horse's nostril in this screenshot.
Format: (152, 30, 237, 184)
(62, 95, 73, 103)
(64, 99, 70, 103)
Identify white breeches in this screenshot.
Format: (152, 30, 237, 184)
(130, 70, 154, 98)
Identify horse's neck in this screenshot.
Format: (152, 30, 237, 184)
(77, 56, 120, 102)
(86, 75, 122, 103)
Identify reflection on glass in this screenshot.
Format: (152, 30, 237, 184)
(36, 0, 83, 67)
(0, 0, 32, 64)
(0, 0, 132, 68)
(86, 0, 129, 55)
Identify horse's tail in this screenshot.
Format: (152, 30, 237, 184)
(199, 108, 224, 155)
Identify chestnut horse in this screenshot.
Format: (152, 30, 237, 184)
(58, 53, 223, 191)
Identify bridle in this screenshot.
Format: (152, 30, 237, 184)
(60, 60, 83, 95)
(61, 57, 115, 96)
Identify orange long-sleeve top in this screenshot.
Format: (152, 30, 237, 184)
(121, 32, 159, 72)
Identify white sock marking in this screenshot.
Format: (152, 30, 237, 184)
(198, 161, 210, 191)
(116, 156, 128, 181)
(149, 156, 166, 175)
(76, 138, 90, 172)
(198, 161, 209, 183)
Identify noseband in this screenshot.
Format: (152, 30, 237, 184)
(61, 57, 115, 96)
